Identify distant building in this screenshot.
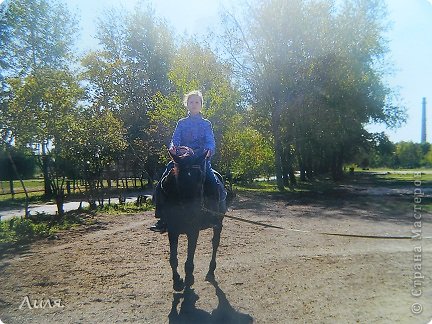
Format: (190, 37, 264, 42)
(421, 97, 427, 144)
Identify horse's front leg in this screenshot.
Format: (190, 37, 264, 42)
(206, 222, 222, 282)
(168, 231, 184, 291)
(185, 230, 199, 288)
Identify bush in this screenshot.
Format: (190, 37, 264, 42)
(0, 212, 87, 243)
(8, 218, 49, 240)
(95, 201, 154, 215)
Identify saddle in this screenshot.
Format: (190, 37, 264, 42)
(156, 168, 228, 216)
(159, 168, 223, 200)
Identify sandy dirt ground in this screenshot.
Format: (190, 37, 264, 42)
(0, 189, 431, 324)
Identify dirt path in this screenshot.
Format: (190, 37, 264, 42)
(0, 191, 431, 323)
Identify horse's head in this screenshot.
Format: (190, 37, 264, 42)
(168, 146, 208, 201)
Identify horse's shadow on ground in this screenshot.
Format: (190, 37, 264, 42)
(168, 278, 254, 324)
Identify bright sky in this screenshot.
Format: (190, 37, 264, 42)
(376, 0, 432, 143)
(1, 0, 431, 143)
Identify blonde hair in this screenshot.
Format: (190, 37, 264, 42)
(183, 90, 203, 108)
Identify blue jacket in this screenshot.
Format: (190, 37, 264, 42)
(170, 113, 216, 156)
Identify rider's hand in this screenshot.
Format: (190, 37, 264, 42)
(169, 146, 177, 155)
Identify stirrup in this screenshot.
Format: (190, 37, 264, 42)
(149, 220, 167, 233)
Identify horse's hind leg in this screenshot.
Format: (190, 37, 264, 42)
(206, 223, 222, 282)
(185, 231, 199, 288)
(168, 231, 184, 291)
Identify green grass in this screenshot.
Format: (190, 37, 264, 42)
(375, 172, 432, 182)
(0, 192, 49, 209)
(234, 180, 280, 193)
(235, 168, 431, 195)
(0, 211, 90, 244)
(235, 178, 340, 195)
(92, 201, 154, 215)
(1, 169, 430, 245)
(0, 200, 154, 244)
(0, 178, 153, 207)
(234, 171, 432, 221)
(0, 179, 44, 196)
(350, 170, 431, 191)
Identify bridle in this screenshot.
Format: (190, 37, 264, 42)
(172, 159, 207, 210)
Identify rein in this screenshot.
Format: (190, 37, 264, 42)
(202, 207, 284, 230)
(168, 159, 207, 210)
(202, 207, 425, 240)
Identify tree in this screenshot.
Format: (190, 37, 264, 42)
(82, 3, 174, 182)
(1, 0, 79, 196)
(422, 145, 432, 168)
(0, 146, 36, 180)
(7, 69, 83, 145)
(394, 142, 422, 169)
(365, 132, 395, 168)
(6, 69, 84, 215)
(60, 108, 128, 209)
(221, 121, 274, 181)
(219, 0, 406, 187)
(148, 39, 243, 175)
(0, 1, 11, 83)
(0, 0, 78, 76)
(0, 146, 36, 199)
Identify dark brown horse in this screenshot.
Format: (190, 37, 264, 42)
(159, 147, 224, 291)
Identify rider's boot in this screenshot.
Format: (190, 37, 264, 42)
(150, 219, 167, 233)
(149, 203, 167, 233)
